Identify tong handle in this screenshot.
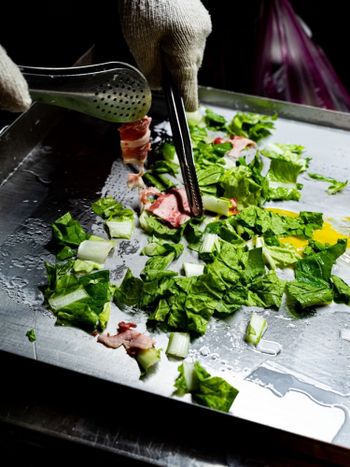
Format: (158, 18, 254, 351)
(162, 63, 203, 217)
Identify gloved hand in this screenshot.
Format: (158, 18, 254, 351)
(0, 44, 31, 112)
(119, 0, 212, 112)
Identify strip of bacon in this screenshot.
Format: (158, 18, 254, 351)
(118, 116, 152, 166)
(213, 135, 256, 159)
(98, 321, 154, 356)
(127, 170, 145, 189)
(147, 188, 190, 228)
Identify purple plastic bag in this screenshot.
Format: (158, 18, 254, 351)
(254, 0, 350, 112)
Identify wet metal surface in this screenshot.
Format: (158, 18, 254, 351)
(0, 90, 350, 456)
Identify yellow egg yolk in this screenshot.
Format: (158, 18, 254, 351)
(266, 208, 350, 251)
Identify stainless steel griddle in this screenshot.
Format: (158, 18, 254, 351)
(0, 88, 349, 460)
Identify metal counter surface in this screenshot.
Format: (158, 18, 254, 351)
(0, 89, 350, 464)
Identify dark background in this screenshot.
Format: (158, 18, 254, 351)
(1, 1, 350, 100)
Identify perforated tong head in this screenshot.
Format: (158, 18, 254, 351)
(162, 64, 203, 217)
(19, 62, 152, 123)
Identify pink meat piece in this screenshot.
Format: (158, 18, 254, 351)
(120, 141, 151, 165)
(227, 136, 257, 159)
(118, 116, 152, 165)
(139, 186, 161, 209)
(127, 170, 145, 189)
(170, 188, 191, 215)
(118, 116, 152, 140)
(147, 188, 191, 228)
(98, 321, 154, 356)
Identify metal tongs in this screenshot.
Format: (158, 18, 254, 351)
(19, 62, 152, 123)
(162, 63, 203, 217)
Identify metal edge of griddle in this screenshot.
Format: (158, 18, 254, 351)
(0, 103, 64, 183)
(1, 351, 350, 466)
(198, 86, 350, 130)
(0, 47, 95, 184)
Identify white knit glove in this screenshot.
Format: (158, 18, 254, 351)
(0, 44, 32, 112)
(119, 0, 212, 111)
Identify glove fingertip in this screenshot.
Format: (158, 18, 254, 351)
(174, 72, 199, 112)
(183, 93, 199, 113)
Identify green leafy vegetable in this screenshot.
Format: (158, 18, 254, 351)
(143, 172, 175, 191)
(73, 259, 103, 274)
(52, 212, 89, 247)
(261, 143, 310, 171)
(139, 211, 184, 242)
(45, 262, 113, 332)
(286, 239, 347, 313)
(114, 268, 144, 308)
(56, 246, 76, 261)
(220, 164, 267, 209)
(92, 197, 135, 239)
(26, 329, 36, 342)
(286, 280, 333, 311)
(174, 361, 239, 412)
(261, 144, 310, 201)
(255, 237, 300, 269)
(141, 237, 184, 259)
(295, 239, 347, 284)
(331, 275, 350, 304)
(92, 197, 133, 220)
(160, 142, 176, 161)
(227, 112, 277, 142)
(204, 108, 227, 130)
(308, 172, 348, 194)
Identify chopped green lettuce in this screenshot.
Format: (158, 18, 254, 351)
(227, 112, 277, 142)
(45, 262, 113, 332)
(262, 144, 309, 201)
(261, 143, 310, 172)
(255, 237, 300, 269)
(295, 239, 347, 284)
(220, 164, 267, 209)
(174, 361, 239, 412)
(56, 246, 76, 261)
(308, 172, 348, 194)
(286, 239, 347, 313)
(92, 197, 133, 221)
(92, 197, 135, 239)
(204, 108, 227, 130)
(52, 212, 89, 247)
(143, 172, 175, 191)
(286, 280, 333, 311)
(26, 329, 36, 342)
(114, 268, 144, 308)
(73, 259, 103, 274)
(141, 237, 184, 259)
(139, 211, 184, 242)
(331, 275, 350, 304)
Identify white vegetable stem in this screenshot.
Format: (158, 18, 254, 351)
(202, 194, 231, 216)
(136, 347, 161, 371)
(200, 233, 219, 254)
(77, 239, 114, 263)
(183, 262, 204, 277)
(245, 312, 268, 346)
(182, 361, 198, 392)
(48, 287, 89, 311)
(166, 332, 190, 358)
(106, 220, 134, 239)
